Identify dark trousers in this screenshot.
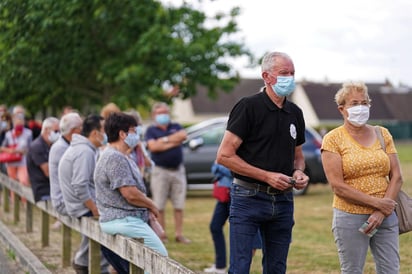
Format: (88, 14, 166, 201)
(82, 211, 130, 274)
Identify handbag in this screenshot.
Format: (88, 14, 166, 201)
(0, 144, 22, 163)
(375, 126, 412, 234)
(212, 180, 230, 203)
(149, 212, 166, 239)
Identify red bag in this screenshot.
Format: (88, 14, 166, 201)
(0, 144, 22, 163)
(212, 181, 230, 203)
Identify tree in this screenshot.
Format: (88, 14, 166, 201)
(0, 0, 252, 116)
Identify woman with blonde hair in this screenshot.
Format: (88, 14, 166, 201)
(321, 81, 402, 274)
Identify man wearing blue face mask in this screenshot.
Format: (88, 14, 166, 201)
(217, 51, 309, 274)
(145, 102, 191, 244)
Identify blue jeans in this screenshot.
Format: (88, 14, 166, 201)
(210, 200, 262, 269)
(229, 184, 294, 274)
(210, 200, 230, 269)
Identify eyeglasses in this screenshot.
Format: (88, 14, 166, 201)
(346, 101, 370, 107)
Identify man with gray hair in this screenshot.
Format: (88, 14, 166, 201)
(49, 112, 83, 215)
(27, 116, 60, 202)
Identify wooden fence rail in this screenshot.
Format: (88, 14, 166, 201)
(0, 172, 196, 274)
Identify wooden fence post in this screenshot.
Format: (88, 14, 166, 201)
(41, 210, 49, 247)
(89, 239, 101, 274)
(13, 193, 20, 223)
(61, 223, 71, 267)
(26, 202, 33, 232)
(3, 188, 10, 213)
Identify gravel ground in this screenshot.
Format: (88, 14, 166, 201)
(1, 204, 77, 274)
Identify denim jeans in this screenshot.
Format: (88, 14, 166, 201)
(229, 183, 294, 274)
(210, 200, 262, 269)
(332, 208, 399, 274)
(210, 200, 230, 269)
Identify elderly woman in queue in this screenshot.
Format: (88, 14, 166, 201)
(321, 82, 402, 274)
(94, 112, 167, 265)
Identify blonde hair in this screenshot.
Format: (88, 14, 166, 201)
(100, 102, 121, 120)
(334, 81, 371, 106)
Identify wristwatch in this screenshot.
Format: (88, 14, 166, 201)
(162, 136, 169, 143)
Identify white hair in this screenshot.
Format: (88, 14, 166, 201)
(59, 112, 82, 135)
(261, 52, 292, 73)
(41, 117, 59, 134)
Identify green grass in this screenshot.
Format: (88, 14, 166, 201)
(162, 142, 412, 274)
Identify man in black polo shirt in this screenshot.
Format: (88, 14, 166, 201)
(217, 51, 309, 274)
(27, 117, 60, 202)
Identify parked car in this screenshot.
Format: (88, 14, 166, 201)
(182, 117, 327, 195)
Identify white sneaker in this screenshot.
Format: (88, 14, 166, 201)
(204, 264, 227, 274)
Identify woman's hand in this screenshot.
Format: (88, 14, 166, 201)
(375, 197, 397, 216)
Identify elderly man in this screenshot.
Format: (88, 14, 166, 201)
(49, 112, 83, 215)
(26, 116, 60, 202)
(217, 51, 309, 273)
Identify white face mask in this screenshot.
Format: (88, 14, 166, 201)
(48, 131, 61, 143)
(346, 105, 370, 127)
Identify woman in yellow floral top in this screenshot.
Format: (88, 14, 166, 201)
(321, 82, 402, 274)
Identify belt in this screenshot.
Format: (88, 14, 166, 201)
(233, 178, 292, 195)
(159, 166, 180, 171)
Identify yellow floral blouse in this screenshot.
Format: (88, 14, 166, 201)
(321, 125, 397, 214)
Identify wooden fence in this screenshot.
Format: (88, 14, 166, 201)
(0, 172, 196, 274)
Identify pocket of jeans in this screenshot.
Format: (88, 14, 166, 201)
(232, 184, 257, 197)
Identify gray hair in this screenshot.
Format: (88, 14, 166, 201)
(261, 52, 292, 73)
(124, 109, 142, 124)
(60, 112, 82, 135)
(41, 117, 59, 134)
(151, 102, 169, 114)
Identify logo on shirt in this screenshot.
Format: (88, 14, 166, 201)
(290, 124, 297, 139)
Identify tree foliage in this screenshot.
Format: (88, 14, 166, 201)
(0, 0, 252, 116)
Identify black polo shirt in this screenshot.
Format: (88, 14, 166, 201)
(27, 136, 51, 202)
(227, 89, 305, 186)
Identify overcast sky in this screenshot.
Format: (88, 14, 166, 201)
(162, 0, 412, 86)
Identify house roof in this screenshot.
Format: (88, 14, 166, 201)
(190, 79, 412, 123)
(191, 78, 264, 115)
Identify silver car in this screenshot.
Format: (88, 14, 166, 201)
(183, 117, 327, 195)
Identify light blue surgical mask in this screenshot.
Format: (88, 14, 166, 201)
(101, 133, 108, 146)
(272, 76, 296, 97)
(155, 114, 170, 126)
(124, 132, 140, 149)
(136, 125, 144, 136)
(0, 121, 8, 130)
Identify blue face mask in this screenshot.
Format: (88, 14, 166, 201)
(155, 114, 170, 126)
(124, 132, 140, 149)
(271, 76, 296, 97)
(136, 125, 144, 136)
(101, 133, 108, 146)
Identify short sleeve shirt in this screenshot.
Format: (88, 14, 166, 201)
(27, 136, 50, 202)
(94, 146, 149, 223)
(321, 125, 396, 214)
(2, 128, 32, 167)
(227, 90, 305, 185)
(145, 122, 184, 168)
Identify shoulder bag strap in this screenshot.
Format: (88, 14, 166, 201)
(374, 126, 386, 152)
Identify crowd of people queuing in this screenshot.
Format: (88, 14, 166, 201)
(0, 51, 405, 274)
(0, 102, 190, 274)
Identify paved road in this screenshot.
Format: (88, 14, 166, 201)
(0, 242, 24, 274)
